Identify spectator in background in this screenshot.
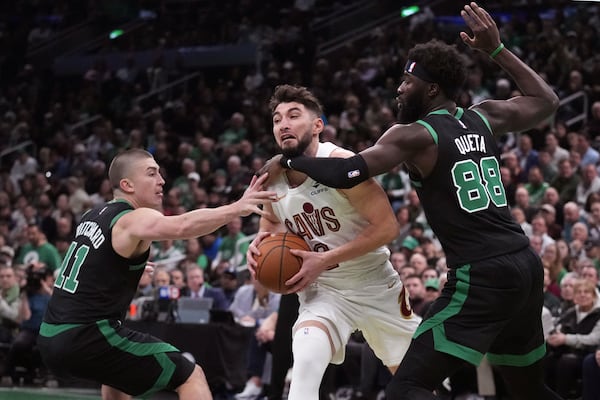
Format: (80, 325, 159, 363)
(15, 223, 62, 272)
(0, 247, 12, 269)
(65, 176, 91, 222)
(465, 64, 490, 104)
(183, 238, 210, 272)
(514, 134, 539, 183)
(546, 279, 600, 399)
(219, 112, 247, 147)
(500, 165, 517, 206)
(152, 268, 171, 289)
(501, 151, 524, 185)
(545, 132, 570, 169)
(537, 150, 558, 183)
(389, 206, 411, 252)
(169, 268, 186, 292)
(423, 278, 440, 306)
(403, 274, 428, 317)
(218, 267, 239, 308)
(408, 252, 429, 277)
(134, 267, 154, 299)
(542, 266, 562, 317)
(171, 158, 199, 211)
(581, 264, 600, 290)
(377, 165, 411, 212)
(152, 239, 185, 271)
(551, 158, 581, 205)
(89, 178, 113, 208)
(542, 241, 568, 299)
(543, 187, 565, 227)
(586, 101, 600, 140)
(524, 166, 549, 207)
(563, 202, 588, 243)
(511, 207, 532, 237)
(576, 164, 600, 208)
(389, 251, 407, 274)
(587, 200, 600, 241)
(211, 217, 249, 271)
(514, 187, 537, 222)
(576, 131, 600, 168)
(559, 273, 578, 315)
(229, 278, 280, 399)
(0, 265, 20, 345)
(539, 204, 562, 240)
(182, 266, 228, 310)
(1, 265, 53, 385)
(582, 348, 600, 400)
(9, 151, 38, 194)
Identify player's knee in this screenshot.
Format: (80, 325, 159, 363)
(101, 385, 132, 400)
(291, 326, 332, 380)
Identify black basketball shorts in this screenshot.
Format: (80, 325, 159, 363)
(37, 319, 195, 397)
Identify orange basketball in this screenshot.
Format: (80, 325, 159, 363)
(255, 232, 310, 293)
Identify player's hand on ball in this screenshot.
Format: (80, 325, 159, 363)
(284, 249, 328, 294)
(246, 231, 273, 279)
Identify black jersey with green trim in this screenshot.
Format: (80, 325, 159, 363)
(410, 107, 529, 268)
(43, 200, 149, 324)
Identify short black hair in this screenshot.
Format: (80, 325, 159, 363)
(269, 84, 324, 117)
(408, 39, 467, 101)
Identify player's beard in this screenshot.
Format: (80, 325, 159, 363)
(281, 131, 312, 158)
(398, 90, 426, 124)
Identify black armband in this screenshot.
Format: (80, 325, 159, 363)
(279, 154, 370, 189)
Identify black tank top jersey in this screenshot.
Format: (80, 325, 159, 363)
(44, 200, 149, 324)
(410, 108, 529, 268)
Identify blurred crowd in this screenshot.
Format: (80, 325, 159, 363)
(0, 0, 600, 398)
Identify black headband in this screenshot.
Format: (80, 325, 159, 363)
(404, 60, 436, 83)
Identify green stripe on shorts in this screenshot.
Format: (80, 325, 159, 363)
(413, 264, 484, 365)
(487, 342, 547, 367)
(39, 322, 82, 337)
(96, 320, 179, 396)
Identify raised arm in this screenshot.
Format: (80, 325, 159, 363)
(113, 174, 275, 257)
(279, 123, 432, 189)
(461, 2, 559, 135)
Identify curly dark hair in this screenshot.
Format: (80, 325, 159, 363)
(269, 84, 324, 116)
(408, 39, 467, 101)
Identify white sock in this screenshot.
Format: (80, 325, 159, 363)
(287, 326, 333, 400)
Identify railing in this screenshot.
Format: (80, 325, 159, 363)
(134, 72, 201, 111)
(66, 114, 104, 136)
(557, 90, 588, 129)
(0, 140, 36, 169)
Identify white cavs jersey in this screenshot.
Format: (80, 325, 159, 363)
(269, 142, 391, 282)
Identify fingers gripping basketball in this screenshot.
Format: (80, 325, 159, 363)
(255, 232, 310, 293)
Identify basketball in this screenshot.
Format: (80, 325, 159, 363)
(255, 232, 310, 293)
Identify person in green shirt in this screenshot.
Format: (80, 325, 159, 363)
(211, 217, 249, 270)
(16, 224, 62, 272)
(524, 166, 549, 207)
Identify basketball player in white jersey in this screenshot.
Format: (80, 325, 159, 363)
(246, 84, 420, 400)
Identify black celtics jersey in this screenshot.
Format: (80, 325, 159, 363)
(44, 200, 149, 324)
(410, 108, 529, 268)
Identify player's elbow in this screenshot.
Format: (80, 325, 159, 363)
(548, 92, 560, 113)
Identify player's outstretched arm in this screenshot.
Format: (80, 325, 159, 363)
(116, 174, 276, 245)
(460, 2, 559, 135)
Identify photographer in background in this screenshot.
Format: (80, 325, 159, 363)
(0, 262, 53, 385)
